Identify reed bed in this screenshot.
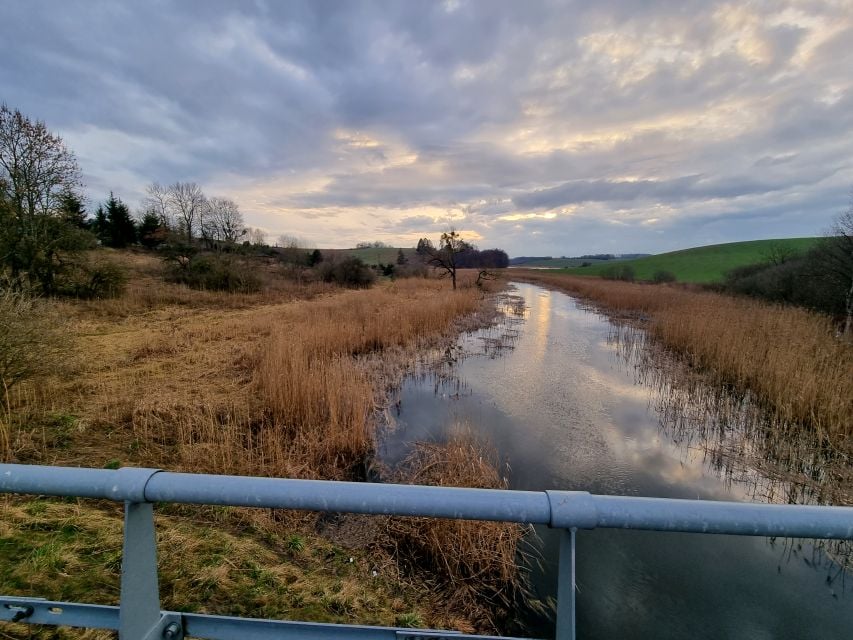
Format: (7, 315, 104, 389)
(516, 271, 853, 452)
(2, 258, 516, 634)
(114, 276, 487, 480)
(387, 433, 530, 630)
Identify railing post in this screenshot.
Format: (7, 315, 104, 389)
(120, 501, 181, 640)
(555, 527, 576, 640)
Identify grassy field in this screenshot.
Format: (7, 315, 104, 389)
(509, 257, 619, 268)
(0, 250, 519, 636)
(558, 237, 821, 283)
(320, 247, 419, 266)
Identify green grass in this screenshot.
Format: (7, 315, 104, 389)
(510, 257, 622, 268)
(0, 498, 439, 638)
(555, 237, 822, 283)
(317, 247, 418, 266)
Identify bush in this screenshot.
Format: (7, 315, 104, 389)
(652, 270, 677, 284)
(602, 264, 635, 282)
(58, 260, 127, 299)
(317, 256, 375, 288)
(720, 251, 847, 318)
(165, 254, 261, 293)
(0, 289, 69, 393)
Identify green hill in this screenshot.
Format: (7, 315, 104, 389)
(557, 237, 822, 283)
(510, 257, 621, 268)
(319, 247, 418, 266)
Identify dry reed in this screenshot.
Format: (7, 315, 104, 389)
(517, 271, 853, 452)
(386, 432, 530, 631)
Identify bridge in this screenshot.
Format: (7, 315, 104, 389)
(1, 464, 851, 639)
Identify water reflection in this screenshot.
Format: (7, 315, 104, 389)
(608, 321, 853, 576)
(379, 283, 853, 639)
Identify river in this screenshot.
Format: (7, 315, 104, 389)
(379, 282, 852, 639)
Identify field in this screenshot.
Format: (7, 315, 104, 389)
(557, 237, 821, 283)
(0, 250, 519, 636)
(320, 247, 419, 266)
(509, 257, 620, 268)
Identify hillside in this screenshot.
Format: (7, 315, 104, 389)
(509, 256, 637, 268)
(319, 247, 418, 265)
(555, 237, 822, 283)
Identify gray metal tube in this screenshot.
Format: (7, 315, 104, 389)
(592, 495, 853, 539)
(0, 464, 119, 500)
(145, 472, 553, 524)
(2, 465, 853, 539)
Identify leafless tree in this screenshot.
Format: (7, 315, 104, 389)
(0, 104, 86, 291)
(418, 229, 471, 290)
(0, 103, 81, 220)
(202, 197, 245, 245)
(246, 227, 268, 246)
(825, 204, 853, 338)
(764, 241, 799, 267)
(167, 182, 205, 242)
(143, 182, 171, 226)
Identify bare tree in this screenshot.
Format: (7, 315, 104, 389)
(0, 104, 88, 292)
(418, 229, 472, 290)
(143, 182, 171, 226)
(203, 197, 245, 244)
(246, 227, 268, 246)
(0, 104, 81, 220)
(168, 182, 205, 242)
(821, 204, 853, 338)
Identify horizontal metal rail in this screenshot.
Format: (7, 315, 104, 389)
(1, 464, 852, 640)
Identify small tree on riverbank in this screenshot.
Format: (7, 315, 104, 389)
(418, 230, 471, 290)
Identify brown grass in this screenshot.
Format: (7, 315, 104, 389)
(516, 271, 853, 452)
(1, 252, 510, 635)
(387, 431, 530, 631)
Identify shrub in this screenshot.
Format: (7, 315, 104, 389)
(317, 256, 375, 288)
(165, 254, 261, 293)
(60, 260, 128, 299)
(602, 264, 635, 282)
(652, 270, 677, 284)
(0, 289, 68, 393)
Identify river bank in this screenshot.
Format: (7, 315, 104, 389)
(381, 282, 853, 639)
(0, 253, 516, 637)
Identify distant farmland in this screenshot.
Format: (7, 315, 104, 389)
(318, 247, 419, 265)
(554, 237, 822, 283)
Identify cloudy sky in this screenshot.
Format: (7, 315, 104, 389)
(2, 0, 852, 255)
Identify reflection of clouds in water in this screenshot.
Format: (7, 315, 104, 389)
(385, 282, 853, 636)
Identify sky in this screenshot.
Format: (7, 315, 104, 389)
(1, 0, 852, 256)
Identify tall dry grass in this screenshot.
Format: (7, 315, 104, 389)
(122, 275, 488, 482)
(517, 271, 853, 451)
(254, 279, 485, 476)
(387, 432, 530, 631)
(1, 255, 519, 633)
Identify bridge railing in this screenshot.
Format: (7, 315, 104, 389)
(1, 464, 852, 640)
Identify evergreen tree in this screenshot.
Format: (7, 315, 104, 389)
(138, 209, 164, 248)
(58, 192, 88, 228)
(93, 205, 109, 245)
(308, 249, 323, 266)
(103, 192, 136, 248)
(396, 248, 408, 265)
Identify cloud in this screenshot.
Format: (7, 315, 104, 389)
(0, 0, 851, 255)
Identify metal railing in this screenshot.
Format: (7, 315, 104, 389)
(0, 464, 852, 640)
